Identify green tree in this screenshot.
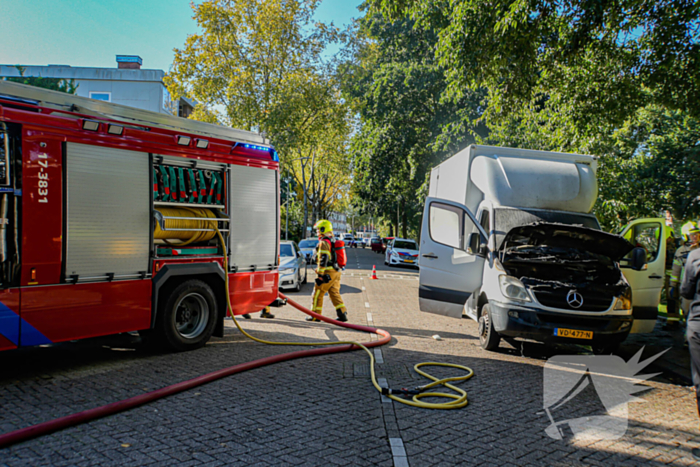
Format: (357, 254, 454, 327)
(166, 0, 352, 235)
(370, 0, 700, 125)
(367, 1, 700, 231)
(341, 13, 485, 238)
(282, 85, 353, 233)
(165, 0, 340, 135)
(596, 106, 700, 229)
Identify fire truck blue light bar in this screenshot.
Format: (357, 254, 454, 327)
(243, 144, 271, 152)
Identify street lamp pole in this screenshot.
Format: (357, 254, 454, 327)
(301, 162, 308, 238)
(284, 178, 291, 240)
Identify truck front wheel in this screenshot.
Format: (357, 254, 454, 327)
(157, 279, 218, 351)
(478, 304, 501, 351)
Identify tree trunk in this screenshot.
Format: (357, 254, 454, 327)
(401, 199, 408, 239)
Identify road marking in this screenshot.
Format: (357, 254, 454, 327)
(362, 286, 366, 290)
(390, 438, 409, 466)
(365, 302, 370, 308)
(374, 348, 384, 364)
(366, 312, 373, 323)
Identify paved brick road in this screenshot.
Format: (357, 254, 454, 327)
(0, 247, 698, 466)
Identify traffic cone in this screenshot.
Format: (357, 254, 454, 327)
(371, 265, 378, 280)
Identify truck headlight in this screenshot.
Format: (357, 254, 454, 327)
(499, 275, 531, 302)
(280, 268, 294, 275)
(613, 287, 632, 311)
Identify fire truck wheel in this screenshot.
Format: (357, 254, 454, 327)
(157, 279, 217, 351)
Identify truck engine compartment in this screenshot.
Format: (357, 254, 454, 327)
(498, 223, 634, 311)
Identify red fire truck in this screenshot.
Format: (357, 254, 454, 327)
(0, 81, 280, 352)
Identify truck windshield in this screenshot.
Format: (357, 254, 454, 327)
(494, 208, 600, 250)
(299, 239, 318, 248)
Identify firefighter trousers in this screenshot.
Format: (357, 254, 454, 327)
(312, 270, 346, 314)
(688, 321, 700, 416)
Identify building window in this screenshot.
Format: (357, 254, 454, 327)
(162, 87, 173, 114)
(89, 92, 111, 102)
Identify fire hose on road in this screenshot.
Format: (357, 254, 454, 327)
(0, 231, 474, 449)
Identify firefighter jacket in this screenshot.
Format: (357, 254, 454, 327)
(316, 236, 335, 276)
(680, 248, 700, 320)
(671, 243, 699, 287)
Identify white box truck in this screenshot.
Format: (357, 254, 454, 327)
(419, 145, 647, 353)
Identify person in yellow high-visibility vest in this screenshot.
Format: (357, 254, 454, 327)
(307, 219, 348, 322)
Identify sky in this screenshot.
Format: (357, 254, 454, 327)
(0, 0, 363, 72)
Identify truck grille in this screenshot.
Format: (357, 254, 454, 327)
(534, 290, 612, 312)
(537, 314, 612, 329)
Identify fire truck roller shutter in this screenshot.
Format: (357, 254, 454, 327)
(65, 143, 150, 281)
(228, 165, 277, 272)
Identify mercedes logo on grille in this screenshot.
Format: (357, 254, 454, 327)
(566, 290, 584, 309)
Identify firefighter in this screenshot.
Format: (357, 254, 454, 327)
(307, 219, 348, 322)
(670, 221, 700, 321)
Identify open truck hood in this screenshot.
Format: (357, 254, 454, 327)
(499, 223, 634, 261)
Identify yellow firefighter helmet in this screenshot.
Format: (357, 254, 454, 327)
(314, 219, 333, 235)
(682, 220, 700, 242)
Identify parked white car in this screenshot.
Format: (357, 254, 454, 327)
(385, 238, 420, 267)
(278, 241, 308, 292)
(298, 238, 319, 264)
(342, 233, 357, 248)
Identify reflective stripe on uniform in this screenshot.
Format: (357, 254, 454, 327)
(312, 289, 323, 312)
(316, 267, 335, 274)
(334, 303, 345, 310)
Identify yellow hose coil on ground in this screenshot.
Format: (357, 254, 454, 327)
(154, 207, 218, 246)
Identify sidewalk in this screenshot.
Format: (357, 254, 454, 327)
(620, 318, 692, 386)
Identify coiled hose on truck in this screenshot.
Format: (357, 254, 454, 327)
(0, 228, 474, 449)
(153, 207, 218, 246)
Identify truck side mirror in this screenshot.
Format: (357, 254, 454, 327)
(467, 233, 479, 254)
(467, 233, 488, 256)
(631, 247, 646, 271)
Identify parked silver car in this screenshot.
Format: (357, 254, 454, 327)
(279, 241, 308, 291)
(298, 238, 319, 264)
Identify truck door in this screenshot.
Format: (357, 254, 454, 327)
(419, 197, 487, 318)
(620, 219, 665, 333)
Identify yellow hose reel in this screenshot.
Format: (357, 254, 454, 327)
(154, 207, 218, 246)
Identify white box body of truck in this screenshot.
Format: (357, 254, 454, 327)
(419, 145, 649, 353)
